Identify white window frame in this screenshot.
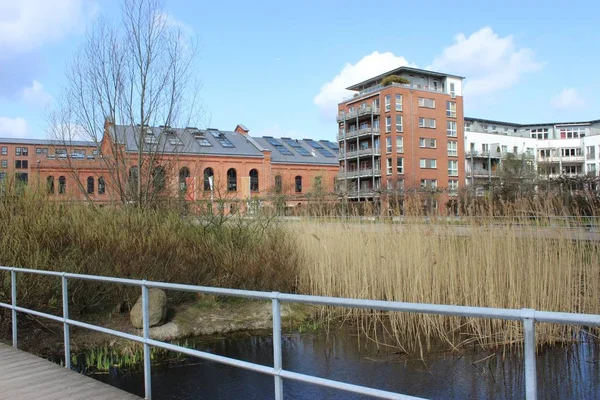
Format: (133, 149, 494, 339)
(419, 138, 436, 148)
(397, 157, 404, 174)
(420, 159, 437, 169)
(446, 101, 456, 118)
(385, 95, 391, 112)
(386, 158, 392, 175)
(447, 141, 458, 156)
(448, 160, 458, 176)
(419, 117, 436, 129)
(396, 137, 403, 153)
(396, 115, 403, 132)
(385, 116, 392, 133)
(418, 97, 435, 108)
(386, 137, 392, 153)
(395, 94, 402, 111)
(447, 121, 457, 137)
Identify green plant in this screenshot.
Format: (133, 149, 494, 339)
(381, 75, 410, 86)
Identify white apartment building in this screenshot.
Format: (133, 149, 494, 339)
(464, 117, 600, 189)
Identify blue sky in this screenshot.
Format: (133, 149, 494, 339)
(1, 0, 598, 141)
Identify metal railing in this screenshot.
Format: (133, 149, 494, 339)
(1, 266, 600, 399)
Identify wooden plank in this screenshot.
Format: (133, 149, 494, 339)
(0, 343, 141, 400)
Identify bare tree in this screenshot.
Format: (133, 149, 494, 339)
(48, 0, 201, 207)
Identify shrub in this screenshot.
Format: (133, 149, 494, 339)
(381, 75, 410, 86)
(0, 187, 301, 316)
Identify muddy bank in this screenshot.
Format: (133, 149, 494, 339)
(1, 299, 314, 357)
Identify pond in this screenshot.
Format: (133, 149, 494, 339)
(95, 330, 600, 399)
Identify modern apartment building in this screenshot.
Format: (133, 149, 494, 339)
(464, 117, 600, 192)
(336, 66, 465, 205)
(0, 122, 339, 212)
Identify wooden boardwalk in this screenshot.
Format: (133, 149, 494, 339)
(0, 343, 141, 400)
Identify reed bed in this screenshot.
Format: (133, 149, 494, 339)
(294, 217, 600, 353)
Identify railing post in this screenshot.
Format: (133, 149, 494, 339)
(522, 308, 537, 400)
(142, 282, 152, 400)
(11, 269, 17, 348)
(62, 273, 71, 369)
(272, 293, 283, 400)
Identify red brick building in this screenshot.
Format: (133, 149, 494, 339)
(336, 66, 465, 213)
(0, 122, 339, 213)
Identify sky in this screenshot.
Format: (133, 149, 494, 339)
(1, 0, 599, 141)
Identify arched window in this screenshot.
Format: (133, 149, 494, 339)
(152, 166, 166, 192)
(98, 177, 106, 195)
(203, 168, 214, 191)
(58, 176, 66, 194)
(227, 168, 237, 192)
(47, 176, 54, 194)
(179, 167, 190, 192)
(87, 176, 94, 194)
(274, 175, 282, 193)
(295, 176, 302, 193)
(249, 169, 259, 192)
(128, 167, 139, 196)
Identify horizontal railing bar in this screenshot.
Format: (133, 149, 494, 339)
(67, 319, 144, 343)
(279, 370, 424, 400)
(0, 266, 64, 277)
(3, 267, 600, 327)
(12, 306, 64, 323)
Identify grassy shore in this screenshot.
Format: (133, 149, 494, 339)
(294, 218, 600, 353)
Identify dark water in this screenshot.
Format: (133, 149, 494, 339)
(95, 331, 600, 399)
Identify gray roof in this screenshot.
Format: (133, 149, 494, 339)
(112, 125, 264, 157)
(465, 116, 600, 128)
(0, 138, 96, 146)
(252, 137, 339, 165)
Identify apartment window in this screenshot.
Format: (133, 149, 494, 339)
(587, 163, 597, 175)
(295, 176, 302, 193)
(420, 159, 437, 169)
(465, 122, 472, 132)
(226, 169, 237, 192)
(87, 176, 94, 194)
(481, 124, 488, 131)
(397, 157, 404, 174)
(385, 116, 392, 133)
(446, 102, 456, 118)
(448, 160, 458, 176)
(203, 168, 214, 191)
(561, 148, 582, 157)
(58, 176, 66, 194)
(530, 128, 549, 140)
(1, 147, 6, 155)
(447, 121, 457, 137)
(22, 147, 28, 156)
(386, 137, 392, 153)
(420, 179, 438, 189)
(447, 141, 458, 156)
(386, 158, 392, 175)
(419, 138, 436, 148)
(15, 147, 21, 156)
(373, 117, 380, 129)
(586, 146, 596, 159)
(98, 177, 106, 195)
(563, 165, 582, 175)
(491, 126, 497, 133)
(448, 180, 459, 193)
(501, 145, 508, 153)
(395, 94, 402, 111)
(396, 137, 403, 153)
(36, 148, 42, 154)
(15, 160, 28, 169)
(0, 172, 5, 181)
(560, 127, 586, 139)
(418, 97, 435, 108)
(1, 160, 6, 169)
(395, 115, 403, 132)
(274, 175, 282, 193)
(385, 95, 391, 112)
(419, 118, 436, 129)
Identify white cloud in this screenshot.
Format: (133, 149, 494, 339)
(551, 88, 587, 112)
(314, 52, 413, 121)
(0, 0, 98, 55)
(22, 80, 52, 106)
(430, 27, 542, 97)
(0, 117, 29, 138)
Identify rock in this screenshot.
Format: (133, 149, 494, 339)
(130, 288, 167, 329)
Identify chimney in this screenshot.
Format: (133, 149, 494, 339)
(234, 124, 249, 135)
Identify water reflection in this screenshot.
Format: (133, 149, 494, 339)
(96, 331, 600, 399)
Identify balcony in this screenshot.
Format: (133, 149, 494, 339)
(466, 151, 535, 160)
(341, 148, 381, 159)
(337, 106, 380, 122)
(346, 189, 379, 198)
(338, 168, 382, 179)
(539, 155, 585, 163)
(338, 127, 381, 141)
(466, 168, 499, 178)
(341, 82, 446, 103)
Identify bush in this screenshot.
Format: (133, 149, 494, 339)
(0, 188, 302, 316)
(381, 75, 410, 86)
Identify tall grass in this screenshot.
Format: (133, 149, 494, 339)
(0, 187, 301, 317)
(295, 217, 600, 353)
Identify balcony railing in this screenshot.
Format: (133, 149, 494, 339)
(466, 151, 535, 160)
(338, 168, 382, 179)
(341, 82, 446, 103)
(337, 106, 380, 122)
(346, 189, 379, 198)
(338, 127, 381, 141)
(341, 148, 381, 159)
(539, 155, 585, 163)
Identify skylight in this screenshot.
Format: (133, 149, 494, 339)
(304, 139, 335, 158)
(209, 130, 235, 148)
(282, 138, 312, 156)
(321, 141, 339, 151)
(265, 137, 293, 156)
